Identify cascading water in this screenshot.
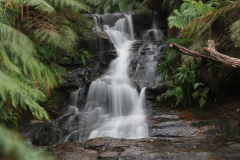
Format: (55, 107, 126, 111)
(130, 12, 166, 88)
(86, 14, 148, 139)
(23, 12, 167, 146)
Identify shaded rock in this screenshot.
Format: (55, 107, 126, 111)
(60, 51, 117, 92)
(41, 91, 68, 119)
(60, 65, 107, 91)
(145, 80, 173, 101)
(84, 137, 112, 150)
(132, 10, 167, 39)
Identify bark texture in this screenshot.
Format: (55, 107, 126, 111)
(169, 40, 240, 68)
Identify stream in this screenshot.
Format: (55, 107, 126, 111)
(20, 12, 240, 160)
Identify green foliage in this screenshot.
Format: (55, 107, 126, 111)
(160, 0, 240, 108)
(80, 48, 90, 65)
(24, 0, 93, 57)
(168, 0, 219, 29)
(157, 64, 209, 108)
(192, 83, 210, 108)
(29, 0, 91, 13)
(157, 85, 185, 106)
(157, 61, 174, 79)
(86, 0, 149, 13)
(181, 0, 240, 39)
(157, 38, 195, 79)
(157, 40, 209, 108)
(0, 126, 53, 160)
(168, 0, 240, 52)
(0, 0, 94, 128)
(230, 20, 240, 47)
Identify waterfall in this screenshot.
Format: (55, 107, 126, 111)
(86, 14, 148, 139)
(24, 13, 168, 146)
(131, 12, 166, 88)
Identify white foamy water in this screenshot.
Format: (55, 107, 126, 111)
(86, 14, 148, 139)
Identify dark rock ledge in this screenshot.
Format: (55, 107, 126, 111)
(49, 137, 240, 160)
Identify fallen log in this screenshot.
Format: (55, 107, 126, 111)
(169, 40, 240, 68)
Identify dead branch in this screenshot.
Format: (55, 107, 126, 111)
(169, 40, 240, 68)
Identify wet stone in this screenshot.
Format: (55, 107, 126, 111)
(84, 137, 112, 150)
(49, 142, 99, 160)
(228, 142, 240, 149)
(153, 115, 180, 120)
(99, 152, 119, 158)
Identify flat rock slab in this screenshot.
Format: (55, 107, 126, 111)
(99, 152, 119, 158)
(49, 137, 240, 160)
(48, 142, 99, 160)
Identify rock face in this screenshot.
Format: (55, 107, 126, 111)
(148, 109, 208, 137)
(60, 52, 117, 91)
(145, 80, 173, 102)
(49, 137, 240, 160)
(132, 10, 167, 39)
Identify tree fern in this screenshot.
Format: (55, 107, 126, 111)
(181, 0, 240, 38)
(28, 0, 91, 13)
(0, 1, 70, 127)
(28, 0, 55, 13)
(168, 0, 219, 29)
(0, 70, 49, 120)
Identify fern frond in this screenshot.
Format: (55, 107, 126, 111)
(28, 0, 55, 13)
(0, 70, 49, 120)
(182, 1, 240, 38)
(0, 44, 22, 74)
(0, 3, 14, 25)
(48, 0, 91, 12)
(25, 14, 78, 52)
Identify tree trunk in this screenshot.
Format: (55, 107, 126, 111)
(169, 40, 240, 68)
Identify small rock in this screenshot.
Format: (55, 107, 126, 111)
(99, 152, 119, 158)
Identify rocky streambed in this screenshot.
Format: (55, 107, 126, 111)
(49, 137, 240, 160)
(48, 108, 240, 160)
(21, 104, 240, 159)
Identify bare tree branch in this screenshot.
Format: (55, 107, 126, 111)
(169, 40, 240, 68)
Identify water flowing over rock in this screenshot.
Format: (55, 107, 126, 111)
(20, 11, 172, 148)
(85, 14, 149, 140)
(23, 13, 164, 146)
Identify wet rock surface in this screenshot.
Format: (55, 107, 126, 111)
(36, 106, 240, 159)
(148, 108, 240, 138)
(132, 10, 167, 39)
(145, 80, 173, 102)
(60, 51, 117, 91)
(49, 137, 240, 160)
(148, 109, 209, 138)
